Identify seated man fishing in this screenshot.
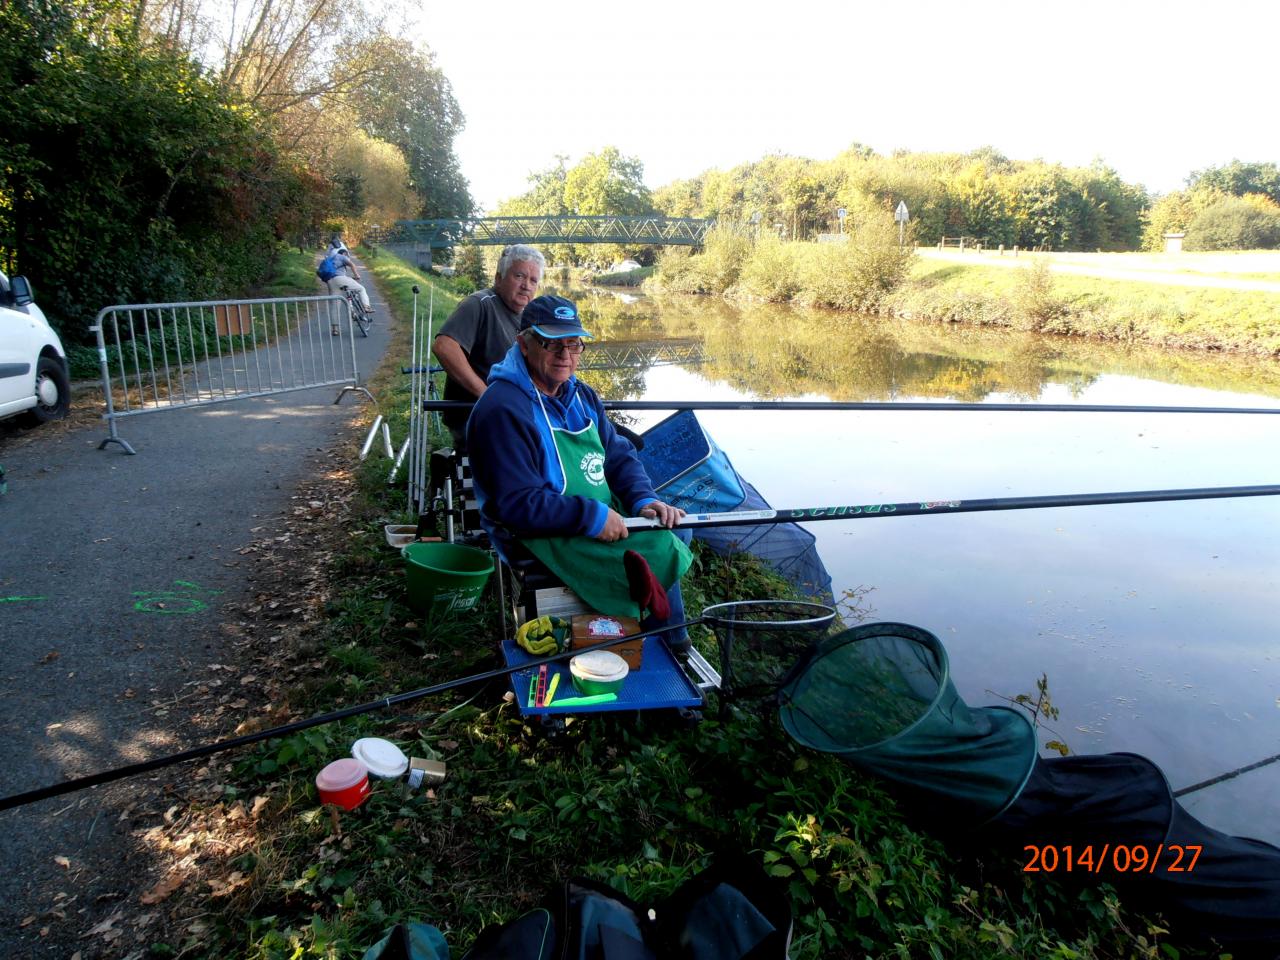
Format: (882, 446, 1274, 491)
(466, 295, 692, 650)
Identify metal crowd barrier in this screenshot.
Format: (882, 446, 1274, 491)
(92, 295, 371, 454)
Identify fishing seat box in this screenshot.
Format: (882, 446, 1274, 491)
(571, 614, 643, 670)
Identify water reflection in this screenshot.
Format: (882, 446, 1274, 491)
(558, 286, 1280, 406)
(560, 288, 1280, 845)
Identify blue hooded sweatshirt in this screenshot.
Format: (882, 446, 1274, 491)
(466, 341, 658, 552)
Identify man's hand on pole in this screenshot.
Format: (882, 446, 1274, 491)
(638, 500, 686, 528)
(595, 509, 629, 542)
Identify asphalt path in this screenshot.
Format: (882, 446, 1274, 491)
(0, 262, 391, 957)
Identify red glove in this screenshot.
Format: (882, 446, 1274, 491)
(624, 549, 669, 620)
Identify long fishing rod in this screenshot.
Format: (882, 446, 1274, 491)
(420, 399, 1280, 415)
(620, 483, 1280, 531)
(1174, 750, 1280, 798)
(0, 620, 698, 814)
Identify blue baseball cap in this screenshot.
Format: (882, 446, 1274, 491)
(518, 295, 593, 340)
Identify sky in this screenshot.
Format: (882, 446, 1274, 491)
(409, 1, 1280, 214)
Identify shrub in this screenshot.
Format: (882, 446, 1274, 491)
(1184, 195, 1280, 250)
(695, 225, 754, 294)
(453, 243, 488, 289)
(737, 233, 800, 301)
(1009, 258, 1064, 331)
(793, 211, 915, 310)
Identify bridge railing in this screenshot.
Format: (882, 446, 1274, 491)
(372, 215, 716, 249)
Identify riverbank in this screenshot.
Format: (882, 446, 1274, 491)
(106, 252, 1223, 959)
(648, 235, 1280, 357)
(880, 254, 1280, 356)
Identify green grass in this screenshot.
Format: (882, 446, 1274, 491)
(160, 249, 1221, 960)
(591, 266, 656, 287)
(889, 259, 1280, 355)
(253, 246, 328, 299)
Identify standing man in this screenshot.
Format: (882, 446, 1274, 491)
(433, 244, 545, 451)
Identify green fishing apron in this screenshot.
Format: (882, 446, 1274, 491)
(523, 417, 692, 619)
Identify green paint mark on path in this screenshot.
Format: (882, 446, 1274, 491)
(132, 580, 224, 615)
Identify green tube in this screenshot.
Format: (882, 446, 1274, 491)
(545, 693, 618, 707)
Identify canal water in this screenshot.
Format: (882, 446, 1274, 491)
(572, 288, 1280, 844)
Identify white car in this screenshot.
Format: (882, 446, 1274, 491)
(0, 270, 70, 425)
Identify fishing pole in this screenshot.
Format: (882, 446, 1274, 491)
(420, 399, 1280, 415)
(1173, 750, 1280, 798)
(620, 483, 1280, 531)
(0, 619, 700, 813)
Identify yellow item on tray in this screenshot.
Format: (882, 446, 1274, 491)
(515, 615, 570, 655)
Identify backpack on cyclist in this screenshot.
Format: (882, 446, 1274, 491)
(316, 253, 340, 283)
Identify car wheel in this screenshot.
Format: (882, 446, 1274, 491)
(23, 356, 70, 425)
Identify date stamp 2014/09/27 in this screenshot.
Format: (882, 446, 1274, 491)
(1024, 844, 1202, 874)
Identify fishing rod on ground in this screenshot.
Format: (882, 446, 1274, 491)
(619, 482, 1280, 531)
(0, 619, 701, 814)
(419, 399, 1280, 416)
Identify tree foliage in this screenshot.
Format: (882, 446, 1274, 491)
(1, 0, 320, 337)
(1184, 195, 1280, 251)
(496, 147, 656, 265)
(1187, 160, 1280, 208)
(1144, 160, 1280, 251)
(343, 37, 472, 218)
(1, 0, 471, 340)
(650, 146, 1149, 252)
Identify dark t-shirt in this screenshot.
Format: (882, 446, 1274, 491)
(436, 288, 522, 431)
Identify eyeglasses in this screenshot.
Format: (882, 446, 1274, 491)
(534, 335, 586, 356)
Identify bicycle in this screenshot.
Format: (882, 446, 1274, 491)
(344, 287, 372, 337)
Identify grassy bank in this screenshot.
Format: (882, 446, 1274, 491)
(883, 258, 1280, 356)
(589, 265, 657, 287)
(650, 233, 1280, 357)
(138, 252, 1214, 960)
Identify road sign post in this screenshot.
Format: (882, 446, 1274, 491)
(894, 201, 910, 249)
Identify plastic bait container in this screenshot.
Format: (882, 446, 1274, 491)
(316, 758, 371, 811)
(351, 738, 409, 779)
(570, 650, 630, 696)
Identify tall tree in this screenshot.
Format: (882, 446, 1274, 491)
(1187, 160, 1280, 207)
(344, 37, 472, 217)
(1, 0, 315, 336)
(562, 147, 652, 216)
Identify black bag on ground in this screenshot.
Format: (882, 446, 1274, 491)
(458, 853, 792, 960)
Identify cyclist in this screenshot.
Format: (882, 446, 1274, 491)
(319, 245, 373, 316)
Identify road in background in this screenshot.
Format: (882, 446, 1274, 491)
(917, 247, 1280, 292)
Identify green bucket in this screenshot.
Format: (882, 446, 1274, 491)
(403, 541, 494, 616)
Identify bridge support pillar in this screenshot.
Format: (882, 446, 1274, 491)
(415, 246, 433, 271)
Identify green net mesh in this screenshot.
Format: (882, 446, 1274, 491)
(701, 600, 836, 706)
(779, 622, 1038, 824)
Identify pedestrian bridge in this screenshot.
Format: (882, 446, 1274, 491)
(372, 215, 715, 253)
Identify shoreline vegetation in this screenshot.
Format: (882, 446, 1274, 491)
(644, 224, 1280, 357)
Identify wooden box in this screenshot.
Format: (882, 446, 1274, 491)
(571, 614, 643, 670)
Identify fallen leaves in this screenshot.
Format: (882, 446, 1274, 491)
(139, 871, 187, 905)
(84, 908, 124, 940)
(207, 871, 251, 898)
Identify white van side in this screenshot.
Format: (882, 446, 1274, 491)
(0, 270, 70, 425)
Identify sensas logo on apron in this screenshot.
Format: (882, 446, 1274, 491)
(580, 451, 606, 486)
